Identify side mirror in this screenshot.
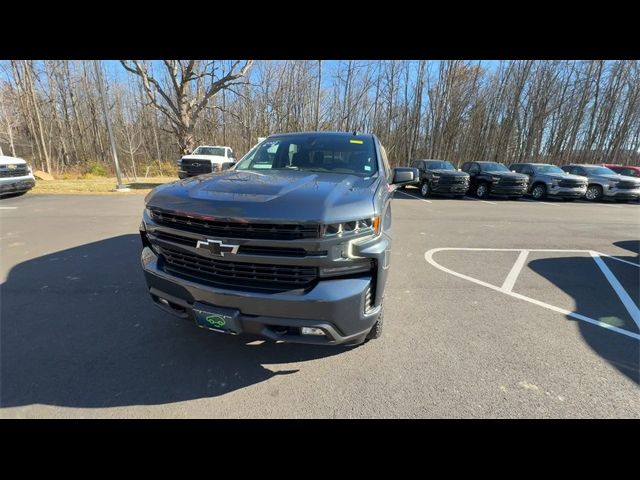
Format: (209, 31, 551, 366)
(512, 170, 517, 173)
(392, 167, 419, 185)
(457, 168, 462, 172)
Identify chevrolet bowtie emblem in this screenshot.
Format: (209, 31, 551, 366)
(195, 239, 239, 256)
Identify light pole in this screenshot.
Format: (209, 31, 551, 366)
(93, 60, 129, 192)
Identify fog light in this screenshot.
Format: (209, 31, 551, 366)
(301, 327, 325, 336)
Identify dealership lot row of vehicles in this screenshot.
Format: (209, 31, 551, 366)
(408, 159, 640, 202)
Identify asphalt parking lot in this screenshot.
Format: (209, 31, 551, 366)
(1, 192, 638, 418)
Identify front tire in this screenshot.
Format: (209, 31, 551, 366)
(0, 191, 28, 199)
(365, 303, 384, 341)
(531, 184, 547, 200)
(420, 181, 431, 198)
(475, 182, 489, 199)
(585, 185, 603, 201)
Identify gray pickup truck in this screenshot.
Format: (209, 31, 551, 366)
(140, 132, 418, 346)
(509, 163, 587, 200)
(560, 164, 640, 202)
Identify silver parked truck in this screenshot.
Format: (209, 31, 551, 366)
(509, 163, 587, 200)
(560, 164, 640, 202)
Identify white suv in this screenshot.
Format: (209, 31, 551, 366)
(177, 145, 236, 179)
(0, 155, 36, 197)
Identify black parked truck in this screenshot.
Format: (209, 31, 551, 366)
(410, 159, 470, 198)
(461, 161, 529, 199)
(140, 132, 418, 345)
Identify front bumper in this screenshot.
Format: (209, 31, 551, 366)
(547, 185, 587, 198)
(141, 246, 379, 345)
(0, 176, 36, 194)
(178, 170, 206, 179)
(489, 184, 528, 196)
(603, 187, 640, 200)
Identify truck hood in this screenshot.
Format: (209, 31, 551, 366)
(588, 173, 638, 183)
(0, 155, 27, 166)
(544, 173, 586, 182)
(181, 154, 227, 163)
(146, 169, 381, 224)
(485, 171, 528, 180)
(431, 169, 468, 177)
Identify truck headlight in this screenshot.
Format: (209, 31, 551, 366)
(322, 216, 380, 237)
(607, 181, 618, 188)
(491, 176, 500, 183)
(551, 179, 560, 187)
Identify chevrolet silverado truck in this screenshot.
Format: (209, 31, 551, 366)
(560, 164, 640, 202)
(0, 155, 36, 197)
(140, 132, 418, 345)
(461, 161, 529, 199)
(410, 159, 470, 198)
(177, 145, 236, 179)
(509, 162, 587, 200)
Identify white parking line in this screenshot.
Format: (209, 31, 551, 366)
(606, 256, 640, 268)
(394, 190, 432, 203)
(520, 199, 560, 206)
(0, 207, 18, 210)
(590, 251, 640, 330)
(574, 200, 621, 208)
(463, 196, 497, 205)
(501, 250, 530, 292)
(424, 247, 640, 341)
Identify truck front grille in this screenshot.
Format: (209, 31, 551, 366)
(559, 179, 585, 188)
(149, 209, 320, 240)
(498, 178, 527, 187)
(160, 246, 318, 291)
(151, 230, 325, 257)
(617, 180, 639, 190)
(437, 176, 467, 185)
(0, 167, 29, 178)
(181, 159, 212, 175)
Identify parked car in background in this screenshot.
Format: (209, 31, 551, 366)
(603, 164, 640, 178)
(560, 164, 640, 202)
(177, 145, 236, 179)
(461, 161, 529, 199)
(509, 163, 587, 201)
(0, 155, 36, 198)
(409, 159, 469, 198)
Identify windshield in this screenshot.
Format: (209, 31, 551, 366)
(235, 134, 378, 176)
(533, 165, 564, 174)
(583, 166, 616, 175)
(480, 162, 510, 172)
(192, 146, 226, 156)
(425, 161, 456, 171)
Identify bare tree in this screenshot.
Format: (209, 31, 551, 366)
(119, 60, 253, 154)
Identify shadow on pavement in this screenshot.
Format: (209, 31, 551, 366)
(0, 234, 345, 409)
(528, 240, 639, 384)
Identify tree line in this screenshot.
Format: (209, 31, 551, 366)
(0, 60, 638, 176)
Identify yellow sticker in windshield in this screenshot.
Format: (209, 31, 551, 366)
(350, 139, 364, 144)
